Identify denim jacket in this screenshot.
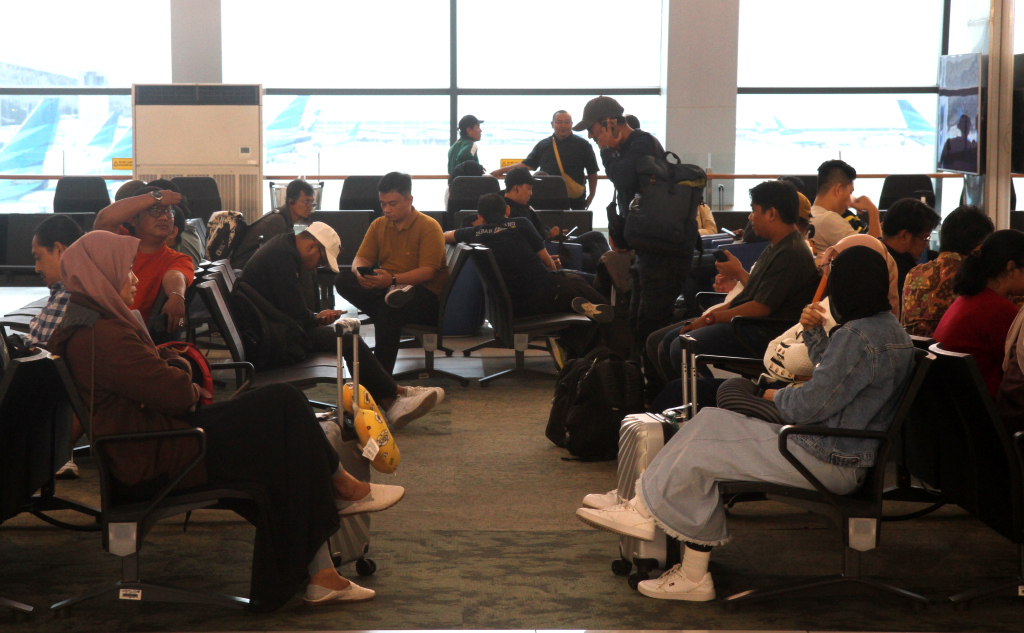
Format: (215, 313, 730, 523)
(773, 311, 914, 467)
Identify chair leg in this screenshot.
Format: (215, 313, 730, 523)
(392, 344, 473, 386)
(722, 547, 929, 609)
(1, 596, 34, 618)
(478, 349, 558, 386)
(462, 338, 497, 356)
(949, 543, 1024, 610)
(51, 554, 248, 616)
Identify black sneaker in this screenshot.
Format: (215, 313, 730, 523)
(572, 297, 614, 323)
(385, 285, 414, 308)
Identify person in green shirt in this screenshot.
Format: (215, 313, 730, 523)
(447, 114, 484, 174)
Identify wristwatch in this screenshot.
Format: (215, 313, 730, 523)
(704, 313, 715, 326)
(149, 190, 163, 203)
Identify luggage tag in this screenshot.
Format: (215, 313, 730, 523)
(362, 437, 380, 461)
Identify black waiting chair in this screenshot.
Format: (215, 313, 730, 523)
(309, 210, 373, 268)
(463, 246, 590, 385)
(718, 348, 933, 608)
(901, 344, 1024, 610)
(0, 347, 103, 619)
(785, 174, 818, 202)
(339, 176, 384, 215)
(196, 281, 338, 394)
(46, 352, 254, 616)
(53, 176, 110, 214)
(878, 175, 935, 210)
(393, 244, 474, 386)
(446, 176, 500, 230)
(530, 176, 571, 210)
(170, 177, 221, 224)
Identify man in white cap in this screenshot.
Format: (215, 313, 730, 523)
(237, 221, 443, 428)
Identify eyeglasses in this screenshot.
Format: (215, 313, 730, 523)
(145, 205, 173, 218)
(299, 198, 316, 207)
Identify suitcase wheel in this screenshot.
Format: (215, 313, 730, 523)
(611, 558, 632, 576)
(627, 570, 649, 590)
(331, 554, 343, 568)
(356, 557, 377, 577)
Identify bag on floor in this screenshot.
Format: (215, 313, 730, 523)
(546, 346, 644, 461)
(206, 210, 248, 260)
(623, 152, 705, 255)
(615, 413, 681, 584)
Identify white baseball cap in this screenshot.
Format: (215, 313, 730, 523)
(305, 221, 341, 273)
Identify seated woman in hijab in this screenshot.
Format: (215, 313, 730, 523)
(575, 246, 915, 603)
(47, 231, 403, 611)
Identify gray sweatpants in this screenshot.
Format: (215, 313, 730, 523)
(637, 407, 866, 546)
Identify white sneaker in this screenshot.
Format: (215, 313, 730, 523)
(403, 385, 445, 406)
(386, 388, 438, 429)
(385, 284, 414, 308)
(582, 489, 620, 509)
(336, 483, 406, 516)
(638, 564, 716, 601)
(55, 458, 79, 480)
(304, 580, 376, 605)
(575, 500, 655, 541)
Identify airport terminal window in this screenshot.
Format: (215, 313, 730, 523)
(737, 0, 943, 88)
(222, 0, 450, 88)
(735, 93, 939, 203)
(456, 0, 662, 89)
(0, 2, 171, 87)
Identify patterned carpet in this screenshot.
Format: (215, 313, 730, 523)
(2, 375, 1023, 631)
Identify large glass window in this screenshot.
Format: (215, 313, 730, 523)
(222, 0, 450, 88)
(737, 0, 943, 88)
(0, 2, 171, 87)
(456, 0, 662, 88)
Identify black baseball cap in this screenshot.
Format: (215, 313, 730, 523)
(458, 114, 484, 134)
(505, 167, 541, 189)
(573, 96, 625, 131)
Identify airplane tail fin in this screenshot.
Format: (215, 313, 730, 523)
(897, 100, 932, 132)
(267, 96, 310, 133)
(0, 97, 60, 173)
(86, 112, 120, 149)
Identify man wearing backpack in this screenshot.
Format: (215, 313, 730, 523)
(577, 96, 685, 401)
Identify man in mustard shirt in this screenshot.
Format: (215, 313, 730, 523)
(335, 172, 449, 372)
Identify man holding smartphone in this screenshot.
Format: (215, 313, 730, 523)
(335, 172, 448, 373)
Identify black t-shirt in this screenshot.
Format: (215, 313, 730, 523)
(452, 219, 555, 308)
(504, 196, 550, 236)
(729, 229, 819, 323)
(523, 134, 599, 193)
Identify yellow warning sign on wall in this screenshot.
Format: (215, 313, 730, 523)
(499, 158, 524, 168)
(112, 158, 133, 171)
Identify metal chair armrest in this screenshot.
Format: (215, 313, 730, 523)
(93, 428, 207, 521)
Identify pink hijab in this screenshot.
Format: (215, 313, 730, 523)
(817, 234, 901, 319)
(60, 231, 154, 348)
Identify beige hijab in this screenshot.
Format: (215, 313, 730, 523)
(60, 231, 154, 349)
(817, 233, 901, 319)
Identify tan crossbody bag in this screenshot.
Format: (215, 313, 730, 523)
(552, 139, 587, 199)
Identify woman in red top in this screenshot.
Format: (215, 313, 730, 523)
(934, 230, 1024, 397)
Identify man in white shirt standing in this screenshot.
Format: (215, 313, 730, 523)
(809, 159, 881, 253)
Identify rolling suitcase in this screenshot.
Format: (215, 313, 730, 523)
(613, 412, 682, 589)
(322, 319, 377, 577)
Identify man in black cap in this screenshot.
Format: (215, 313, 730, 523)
(576, 95, 686, 402)
(448, 114, 484, 174)
(490, 110, 599, 210)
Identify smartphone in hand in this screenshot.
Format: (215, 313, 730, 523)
(712, 250, 730, 263)
(356, 266, 378, 276)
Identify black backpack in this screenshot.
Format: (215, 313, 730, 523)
(546, 347, 644, 461)
(229, 281, 308, 370)
(623, 151, 706, 254)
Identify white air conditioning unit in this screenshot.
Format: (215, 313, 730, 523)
(133, 84, 263, 221)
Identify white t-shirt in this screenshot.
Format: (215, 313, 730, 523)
(810, 205, 856, 253)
